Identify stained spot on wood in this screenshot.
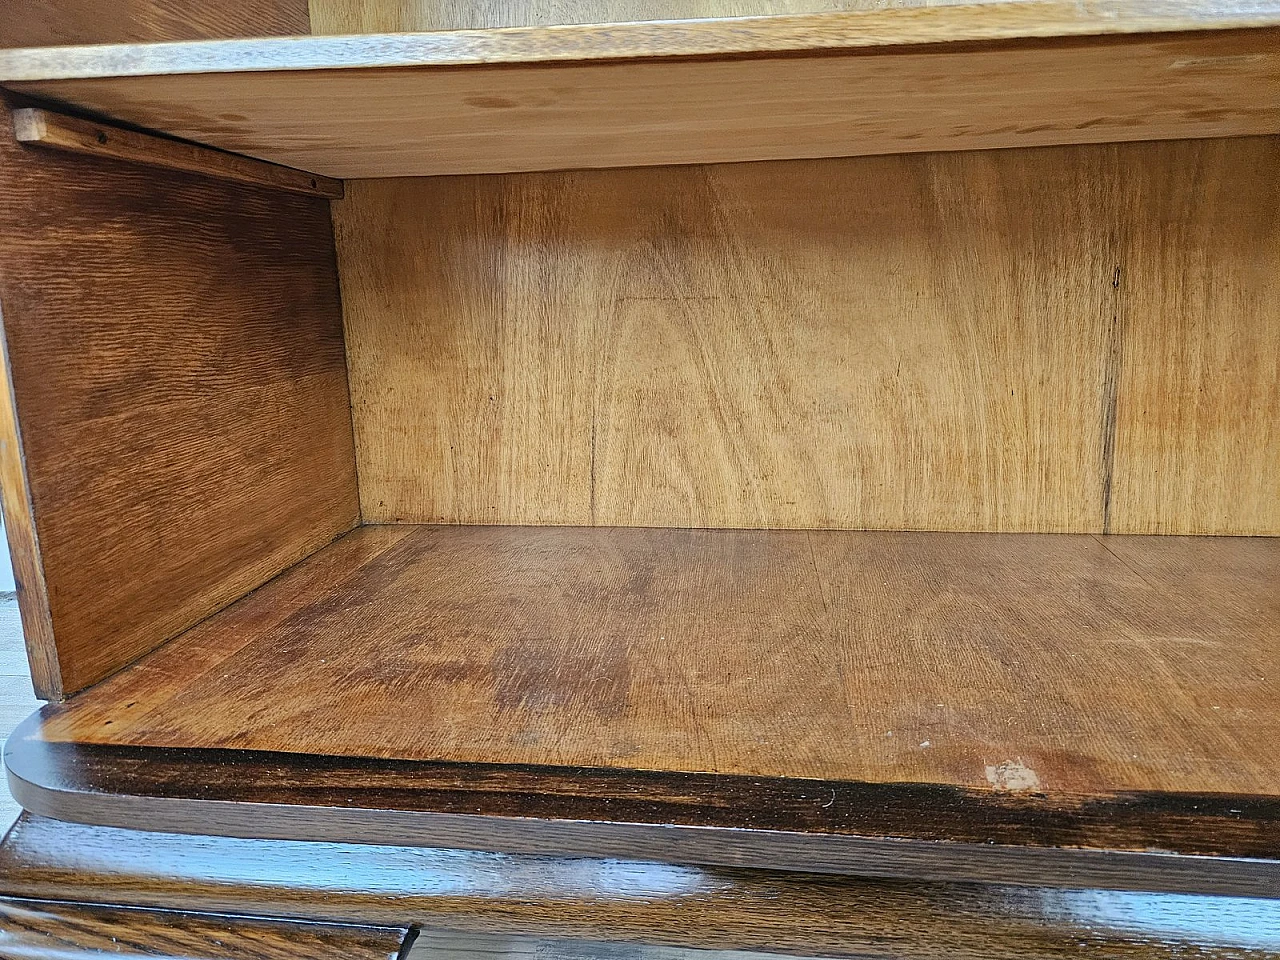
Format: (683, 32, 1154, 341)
(986, 759, 1042, 792)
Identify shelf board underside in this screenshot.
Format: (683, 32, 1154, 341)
(1, 8, 1278, 177)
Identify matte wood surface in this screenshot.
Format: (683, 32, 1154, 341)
(309, 0, 991, 32)
(13, 107, 343, 198)
(1, 13, 1278, 177)
(2, 817, 1280, 959)
(0, 897, 411, 960)
(0, 92, 358, 698)
(0, 0, 309, 48)
(336, 138, 1280, 533)
(9, 525, 1278, 891)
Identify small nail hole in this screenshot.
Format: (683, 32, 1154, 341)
(96, 131, 108, 144)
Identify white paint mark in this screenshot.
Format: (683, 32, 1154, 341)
(985, 759, 1041, 792)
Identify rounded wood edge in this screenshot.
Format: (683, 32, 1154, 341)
(2, 4, 1280, 81)
(6, 710, 1280, 898)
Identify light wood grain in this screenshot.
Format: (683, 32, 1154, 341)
(0, 92, 358, 698)
(0, 898, 410, 960)
(0, 0, 309, 48)
(336, 138, 1280, 534)
(1108, 136, 1280, 534)
(13, 108, 342, 198)
(37, 525, 1280, 797)
(309, 0, 1014, 33)
(1, 11, 1277, 178)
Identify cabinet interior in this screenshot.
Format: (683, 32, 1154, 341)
(0, 0, 1277, 890)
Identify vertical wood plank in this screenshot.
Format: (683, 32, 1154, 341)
(1108, 136, 1280, 534)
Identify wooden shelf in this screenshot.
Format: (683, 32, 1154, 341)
(1, 4, 1278, 177)
(8, 525, 1279, 895)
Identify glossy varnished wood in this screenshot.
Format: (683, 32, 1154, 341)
(0, 91, 358, 697)
(13, 107, 343, 198)
(0, 897, 411, 959)
(0, 0, 309, 48)
(0, 9, 1277, 177)
(7, 525, 1278, 891)
(1, 816, 1279, 957)
(336, 137, 1280, 533)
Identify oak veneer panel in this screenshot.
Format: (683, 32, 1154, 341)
(0, 898, 410, 960)
(33, 526, 1280, 795)
(3, 818, 1280, 960)
(2, 10, 1279, 178)
(0, 93, 359, 698)
(337, 138, 1280, 533)
(1108, 136, 1280, 535)
(0, 0, 309, 48)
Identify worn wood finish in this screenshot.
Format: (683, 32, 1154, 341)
(337, 138, 1280, 533)
(0, 897, 411, 960)
(0, 92, 358, 698)
(0, 0, 310, 48)
(6, 725, 1280, 895)
(1, 816, 1279, 958)
(1, 14, 1278, 178)
(309, 0, 985, 33)
(6, 524, 1277, 891)
(13, 108, 343, 199)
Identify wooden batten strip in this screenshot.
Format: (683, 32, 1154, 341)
(11, 107, 343, 199)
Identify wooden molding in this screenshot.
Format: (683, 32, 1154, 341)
(12, 107, 342, 198)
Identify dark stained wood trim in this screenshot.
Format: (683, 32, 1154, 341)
(0, 896, 412, 959)
(2, 814, 1279, 959)
(6, 712, 1278, 897)
(12, 107, 343, 198)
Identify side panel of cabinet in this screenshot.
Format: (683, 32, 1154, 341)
(0, 93, 358, 698)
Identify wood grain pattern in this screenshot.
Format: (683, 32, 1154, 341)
(0, 897, 411, 960)
(7, 727, 1280, 894)
(1, 17, 1278, 178)
(1108, 136, 1280, 534)
(0, 91, 358, 698)
(2, 814, 1280, 958)
(336, 138, 1280, 533)
(6, 524, 1276, 889)
(35, 525, 1280, 792)
(13, 107, 342, 198)
(0, 0, 309, 48)
(309, 0, 1013, 33)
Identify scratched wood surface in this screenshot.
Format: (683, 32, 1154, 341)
(2, 816, 1279, 960)
(30, 525, 1280, 800)
(2, 13, 1278, 178)
(0, 91, 358, 699)
(336, 137, 1280, 534)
